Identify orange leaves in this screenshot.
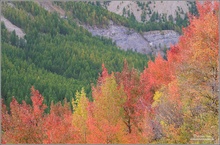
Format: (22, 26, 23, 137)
(1, 87, 46, 144)
(154, 1, 219, 143)
(147, 54, 174, 87)
(1, 87, 78, 144)
(43, 100, 78, 144)
(97, 63, 110, 84)
(89, 74, 127, 143)
(177, 1, 218, 68)
(140, 54, 175, 110)
(166, 80, 182, 109)
(31, 86, 47, 121)
(1, 2, 219, 143)
(173, 1, 219, 106)
(86, 117, 105, 144)
(115, 61, 142, 133)
(139, 2, 219, 143)
(196, 1, 219, 18)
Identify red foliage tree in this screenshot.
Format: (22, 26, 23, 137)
(43, 100, 79, 144)
(1, 87, 47, 144)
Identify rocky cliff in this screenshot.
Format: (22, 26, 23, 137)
(2, 1, 181, 57)
(33, 1, 181, 56)
(85, 22, 180, 56)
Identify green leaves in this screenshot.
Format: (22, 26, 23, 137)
(1, 1, 219, 144)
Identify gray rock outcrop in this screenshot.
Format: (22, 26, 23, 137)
(85, 22, 180, 56)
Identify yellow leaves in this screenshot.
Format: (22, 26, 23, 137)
(72, 88, 87, 109)
(152, 91, 162, 107)
(160, 120, 166, 127)
(72, 89, 88, 121)
(93, 74, 126, 124)
(153, 91, 162, 102)
(203, 76, 208, 81)
(89, 74, 129, 143)
(72, 88, 89, 143)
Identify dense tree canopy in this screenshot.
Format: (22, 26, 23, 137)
(1, 1, 219, 144)
(55, 1, 189, 33)
(2, 1, 149, 109)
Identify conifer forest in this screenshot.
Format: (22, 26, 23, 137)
(1, 1, 219, 144)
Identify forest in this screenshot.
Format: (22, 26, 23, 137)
(1, 1, 151, 110)
(54, 1, 190, 33)
(1, 1, 219, 144)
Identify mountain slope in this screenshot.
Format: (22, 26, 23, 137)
(1, 1, 149, 108)
(102, 1, 195, 22)
(53, 1, 187, 55)
(1, 16, 25, 38)
(1, 0, 197, 108)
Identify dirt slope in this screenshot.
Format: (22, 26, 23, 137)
(1, 16, 25, 38)
(104, 1, 190, 22)
(35, 0, 65, 17)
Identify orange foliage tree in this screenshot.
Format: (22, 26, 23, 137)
(86, 65, 128, 143)
(1, 1, 219, 144)
(43, 99, 79, 144)
(153, 1, 219, 143)
(1, 87, 79, 144)
(1, 87, 47, 143)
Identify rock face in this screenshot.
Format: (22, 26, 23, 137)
(143, 30, 180, 56)
(85, 24, 151, 54)
(33, 0, 181, 56)
(85, 22, 180, 56)
(143, 30, 179, 48)
(2, 1, 180, 57)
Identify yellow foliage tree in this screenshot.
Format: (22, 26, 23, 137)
(72, 88, 89, 143)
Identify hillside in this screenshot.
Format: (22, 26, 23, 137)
(1, 16, 25, 38)
(1, 1, 219, 144)
(1, 0, 198, 110)
(52, 1, 191, 55)
(2, 1, 189, 58)
(102, 1, 196, 23)
(1, 1, 150, 109)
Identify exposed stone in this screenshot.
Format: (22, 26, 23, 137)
(2, 1, 181, 57)
(143, 30, 180, 56)
(84, 22, 180, 56)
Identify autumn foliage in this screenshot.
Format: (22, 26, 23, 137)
(1, 1, 219, 144)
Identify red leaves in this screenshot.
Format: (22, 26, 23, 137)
(2, 2, 219, 143)
(115, 61, 143, 135)
(1, 87, 46, 144)
(43, 100, 79, 144)
(31, 86, 47, 118)
(1, 87, 78, 144)
(97, 63, 109, 85)
(139, 54, 175, 111)
(196, 1, 219, 18)
(152, 1, 219, 142)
